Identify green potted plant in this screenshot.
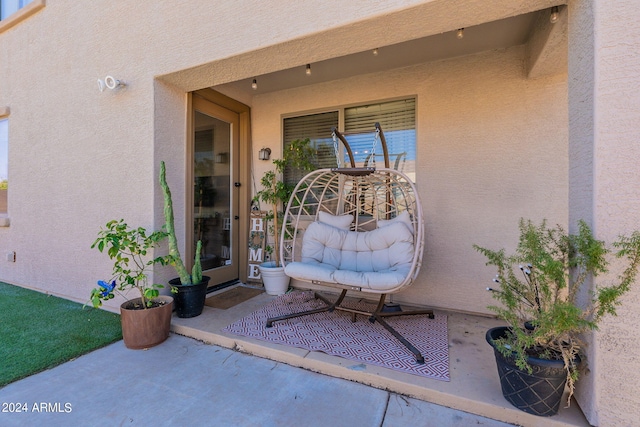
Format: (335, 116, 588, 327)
(255, 138, 316, 295)
(89, 219, 173, 349)
(159, 161, 210, 318)
(474, 218, 640, 416)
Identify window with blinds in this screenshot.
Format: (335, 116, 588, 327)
(283, 98, 416, 184)
(344, 98, 415, 174)
(283, 111, 338, 184)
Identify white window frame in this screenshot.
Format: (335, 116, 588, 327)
(0, 106, 9, 227)
(0, 0, 44, 34)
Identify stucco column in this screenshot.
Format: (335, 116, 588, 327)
(568, 0, 640, 425)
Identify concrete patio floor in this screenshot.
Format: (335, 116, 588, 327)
(1, 333, 516, 427)
(172, 285, 591, 427)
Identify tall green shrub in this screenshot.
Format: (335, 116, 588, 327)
(474, 218, 640, 402)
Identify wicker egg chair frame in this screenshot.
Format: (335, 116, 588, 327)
(265, 124, 433, 364)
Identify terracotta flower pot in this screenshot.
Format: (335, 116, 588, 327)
(120, 295, 173, 349)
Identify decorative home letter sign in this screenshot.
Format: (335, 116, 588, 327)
(247, 211, 266, 283)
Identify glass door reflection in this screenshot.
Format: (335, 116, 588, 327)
(193, 110, 234, 284)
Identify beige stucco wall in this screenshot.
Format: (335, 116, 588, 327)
(249, 45, 568, 315)
(2, 0, 640, 424)
(568, 0, 640, 425)
(0, 0, 563, 303)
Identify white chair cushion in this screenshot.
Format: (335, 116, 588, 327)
(284, 260, 336, 284)
(318, 211, 354, 230)
(377, 210, 413, 235)
(333, 268, 410, 290)
(286, 220, 414, 291)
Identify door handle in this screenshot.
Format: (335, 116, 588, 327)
(234, 215, 240, 220)
(234, 182, 241, 187)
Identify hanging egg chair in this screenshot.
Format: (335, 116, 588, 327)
(266, 123, 433, 364)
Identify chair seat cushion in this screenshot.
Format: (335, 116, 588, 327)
(285, 220, 414, 291)
(333, 267, 410, 290)
(284, 260, 336, 284)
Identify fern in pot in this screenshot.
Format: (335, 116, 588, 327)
(474, 218, 640, 416)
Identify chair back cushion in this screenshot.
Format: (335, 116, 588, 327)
(301, 220, 414, 272)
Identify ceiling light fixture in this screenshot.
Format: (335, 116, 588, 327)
(306, 64, 311, 75)
(550, 6, 559, 24)
(251, 79, 257, 90)
(456, 28, 464, 39)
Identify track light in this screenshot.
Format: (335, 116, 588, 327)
(550, 6, 559, 24)
(456, 28, 464, 39)
(306, 64, 311, 75)
(251, 79, 257, 90)
(373, 48, 379, 56)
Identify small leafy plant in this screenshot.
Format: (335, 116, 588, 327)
(474, 218, 640, 403)
(254, 138, 316, 267)
(90, 219, 169, 309)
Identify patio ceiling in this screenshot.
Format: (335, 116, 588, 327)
(215, 10, 541, 97)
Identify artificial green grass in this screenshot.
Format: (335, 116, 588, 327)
(0, 282, 122, 387)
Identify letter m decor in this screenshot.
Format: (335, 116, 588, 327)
(247, 211, 266, 283)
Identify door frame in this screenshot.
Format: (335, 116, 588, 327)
(187, 88, 252, 284)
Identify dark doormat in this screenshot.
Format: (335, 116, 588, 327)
(205, 286, 264, 310)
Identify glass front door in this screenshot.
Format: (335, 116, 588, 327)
(192, 97, 239, 287)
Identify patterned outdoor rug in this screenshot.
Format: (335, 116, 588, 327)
(223, 291, 449, 381)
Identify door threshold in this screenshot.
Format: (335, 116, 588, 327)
(206, 279, 239, 294)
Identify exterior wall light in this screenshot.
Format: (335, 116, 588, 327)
(97, 75, 126, 92)
(215, 152, 228, 163)
(259, 147, 271, 161)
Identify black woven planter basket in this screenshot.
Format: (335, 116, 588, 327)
(170, 276, 210, 318)
(486, 326, 568, 417)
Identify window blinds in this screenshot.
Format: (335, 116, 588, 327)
(282, 98, 416, 184)
(344, 98, 415, 172)
(283, 111, 338, 183)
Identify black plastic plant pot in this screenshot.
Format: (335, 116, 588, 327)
(486, 326, 568, 417)
(169, 276, 210, 318)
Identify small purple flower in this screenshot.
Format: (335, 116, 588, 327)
(97, 280, 116, 297)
